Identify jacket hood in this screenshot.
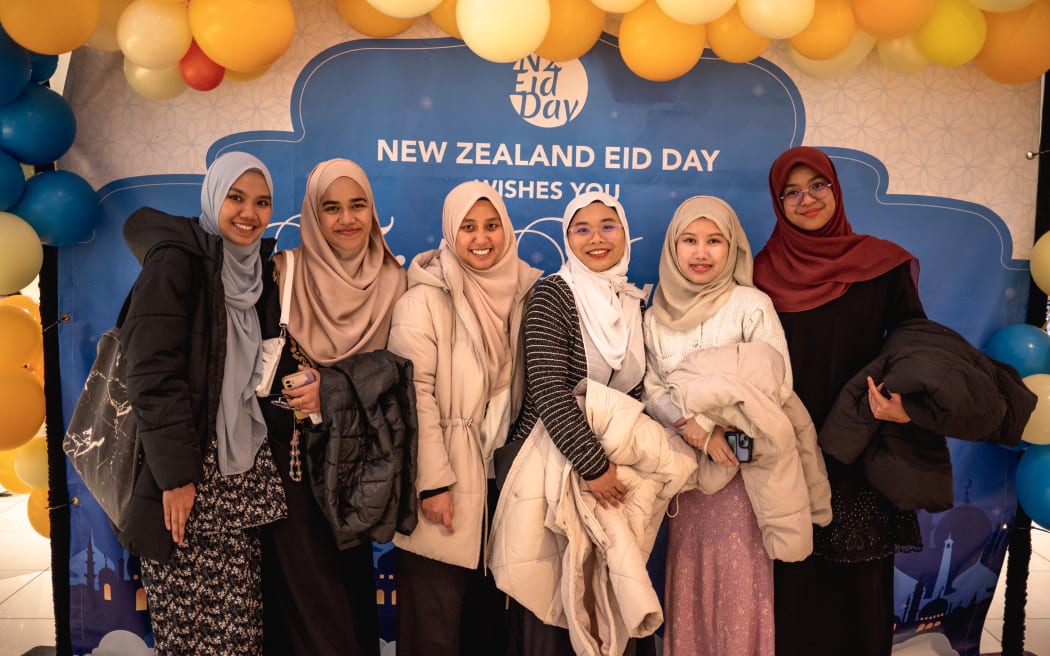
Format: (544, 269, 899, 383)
(123, 206, 276, 265)
(406, 248, 446, 290)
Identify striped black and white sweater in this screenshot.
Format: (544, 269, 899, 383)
(510, 275, 643, 480)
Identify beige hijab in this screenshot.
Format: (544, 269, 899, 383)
(651, 195, 754, 331)
(282, 158, 406, 365)
(438, 181, 526, 393)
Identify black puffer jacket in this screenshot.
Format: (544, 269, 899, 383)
(302, 350, 419, 549)
(119, 207, 274, 562)
(820, 318, 1036, 512)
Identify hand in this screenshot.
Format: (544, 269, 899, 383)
(162, 482, 196, 545)
(584, 462, 627, 509)
(706, 426, 739, 468)
(283, 366, 321, 417)
(673, 416, 709, 449)
(421, 491, 455, 533)
(867, 376, 911, 423)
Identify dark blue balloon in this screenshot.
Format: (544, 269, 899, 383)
(1017, 444, 1050, 527)
(0, 27, 32, 105)
(0, 150, 24, 210)
(10, 170, 100, 246)
(0, 84, 76, 165)
(985, 323, 1050, 378)
(28, 52, 59, 84)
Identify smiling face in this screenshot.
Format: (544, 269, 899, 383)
(454, 198, 506, 270)
(217, 170, 273, 246)
(318, 176, 373, 258)
(676, 217, 729, 285)
(566, 201, 625, 273)
(780, 164, 836, 232)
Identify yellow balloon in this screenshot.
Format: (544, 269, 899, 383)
(27, 487, 50, 539)
(13, 436, 47, 489)
(619, 0, 705, 82)
(975, 0, 1050, 85)
(1030, 232, 1050, 296)
(0, 369, 44, 452)
(116, 0, 192, 70)
(457, 0, 551, 64)
(429, 0, 462, 38)
(789, 0, 855, 60)
(1023, 373, 1050, 444)
(0, 450, 33, 495)
(0, 305, 41, 369)
(707, 4, 771, 64)
(86, 0, 135, 52)
(877, 35, 930, 74)
(656, 0, 734, 24)
(189, 0, 296, 72)
(536, 0, 606, 62)
(789, 28, 876, 78)
(738, 0, 815, 40)
(367, 0, 442, 18)
(0, 0, 100, 55)
(225, 65, 271, 83)
(337, 0, 416, 37)
(0, 295, 41, 324)
(123, 59, 187, 100)
(0, 212, 43, 296)
(971, 0, 1034, 10)
(591, 0, 645, 11)
(914, 0, 987, 67)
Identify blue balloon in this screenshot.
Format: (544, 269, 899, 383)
(1017, 444, 1050, 527)
(0, 28, 31, 106)
(28, 52, 58, 84)
(985, 323, 1050, 378)
(11, 170, 100, 246)
(0, 150, 24, 211)
(0, 84, 76, 165)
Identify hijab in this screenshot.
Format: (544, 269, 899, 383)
(197, 151, 272, 476)
(438, 181, 532, 394)
(651, 195, 754, 331)
(753, 146, 917, 312)
(283, 158, 407, 365)
(556, 192, 646, 373)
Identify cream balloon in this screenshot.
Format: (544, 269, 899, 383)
(788, 28, 876, 78)
(0, 212, 43, 295)
(13, 436, 47, 490)
(738, 0, 815, 39)
(457, 0, 550, 63)
(1022, 374, 1050, 445)
(86, 0, 134, 52)
(123, 58, 187, 100)
(1030, 232, 1050, 296)
(655, 0, 735, 24)
(116, 0, 192, 70)
(367, 0, 442, 18)
(591, 0, 645, 11)
(877, 35, 929, 73)
(970, 0, 1034, 11)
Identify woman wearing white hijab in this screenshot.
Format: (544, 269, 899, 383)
(387, 181, 540, 655)
(643, 195, 790, 656)
(505, 191, 647, 655)
(120, 152, 287, 654)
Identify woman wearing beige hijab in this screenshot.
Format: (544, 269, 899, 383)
(258, 158, 406, 655)
(388, 181, 540, 655)
(642, 195, 790, 656)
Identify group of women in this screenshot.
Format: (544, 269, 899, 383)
(117, 144, 922, 656)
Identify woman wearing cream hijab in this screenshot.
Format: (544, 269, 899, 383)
(388, 181, 540, 655)
(258, 158, 406, 656)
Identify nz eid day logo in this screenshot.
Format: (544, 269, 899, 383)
(509, 55, 588, 129)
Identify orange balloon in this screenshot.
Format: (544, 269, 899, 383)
(707, 4, 770, 64)
(536, 0, 606, 62)
(0, 0, 101, 54)
(0, 450, 33, 494)
(188, 0, 295, 72)
(0, 304, 42, 368)
(429, 0, 461, 39)
(0, 294, 40, 324)
(27, 487, 50, 539)
(226, 66, 270, 82)
(0, 369, 44, 452)
(789, 0, 855, 60)
(619, 0, 705, 82)
(975, 0, 1050, 84)
(337, 0, 416, 37)
(852, 0, 934, 38)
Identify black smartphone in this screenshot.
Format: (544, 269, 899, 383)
(724, 430, 753, 463)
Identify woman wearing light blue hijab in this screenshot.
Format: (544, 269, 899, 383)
(120, 152, 287, 655)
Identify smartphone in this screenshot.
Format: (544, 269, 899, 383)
(282, 371, 316, 390)
(725, 431, 753, 463)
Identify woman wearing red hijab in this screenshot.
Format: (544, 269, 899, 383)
(753, 146, 924, 656)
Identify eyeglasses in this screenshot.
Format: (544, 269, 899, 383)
(568, 224, 622, 238)
(267, 394, 294, 411)
(780, 181, 832, 206)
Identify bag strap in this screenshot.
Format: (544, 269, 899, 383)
(279, 250, 294, 329)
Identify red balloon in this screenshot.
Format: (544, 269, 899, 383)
(178, 40, 225, 91)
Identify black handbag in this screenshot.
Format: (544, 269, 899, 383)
(62, 292, 141, 533)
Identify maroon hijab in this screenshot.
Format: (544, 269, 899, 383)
(753, 146, 917, 312)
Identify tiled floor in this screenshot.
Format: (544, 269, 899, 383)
(0, 488, 1046, 656)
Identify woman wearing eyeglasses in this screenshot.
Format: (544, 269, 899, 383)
(753, 146, 924, 656)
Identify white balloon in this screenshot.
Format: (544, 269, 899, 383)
(969, 0, 1034, 12)
(739, 0, 815, 39)
(366, 0, 442, 18)
(789, 29, 876, 78)
(457, 0, 550, 64)
(590, 0, 645, 12)
(122, 58, 187, 100)
(877, 35, 929, 74)
(116, 0, 192, 70)
(656, 0, 735, 24)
